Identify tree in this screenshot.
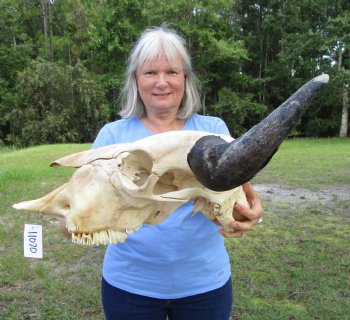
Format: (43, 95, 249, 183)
(0, 0, 34, 144)
(10, 60, 109, 146)
(325, 12, 350, 137)
(235, 0, 350, 137)
(1, 0, 350, 144)
(211, 87, 267, 137)
(42, 0, 54, 60)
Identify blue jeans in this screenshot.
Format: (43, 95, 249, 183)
(101, 277, 233, 320)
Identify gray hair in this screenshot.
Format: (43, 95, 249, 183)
(119, 26, 201, 119)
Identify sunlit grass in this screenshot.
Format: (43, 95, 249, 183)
(253, 138, 350, 189)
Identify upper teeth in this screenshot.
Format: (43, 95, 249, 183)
(71, 226, 142, 246)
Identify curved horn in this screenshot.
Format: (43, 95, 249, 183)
(188, 74, 329, 191)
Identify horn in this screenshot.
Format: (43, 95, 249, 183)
(188, 74, 329, 191)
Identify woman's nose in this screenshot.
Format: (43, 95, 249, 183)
(156, 73, 168, 88)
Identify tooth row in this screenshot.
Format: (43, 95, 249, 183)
(71, 226, 142, 246)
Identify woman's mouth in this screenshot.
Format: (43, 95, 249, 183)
(153, 93, 171, 98)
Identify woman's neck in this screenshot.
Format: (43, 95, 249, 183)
(140, 113, 186, 134)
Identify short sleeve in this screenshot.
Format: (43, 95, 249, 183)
(92, 125, 114, 149)
(214, 118, 231, 135)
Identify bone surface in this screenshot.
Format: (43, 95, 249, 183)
(13, 131, 248, 245)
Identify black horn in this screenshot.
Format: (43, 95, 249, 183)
(188, 74, 329, 191)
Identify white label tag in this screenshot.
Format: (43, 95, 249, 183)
(24, 224, 43, 259)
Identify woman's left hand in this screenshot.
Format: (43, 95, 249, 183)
(219, 182, 264, 238)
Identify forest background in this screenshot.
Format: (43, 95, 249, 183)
(0, 0, 349, 147)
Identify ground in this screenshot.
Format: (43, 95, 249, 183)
(254, 183, 350, 211)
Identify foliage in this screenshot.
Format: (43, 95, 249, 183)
(0, 0, 349, 145)
(211, 87, 267, 137)
(8, 60, 109, 146)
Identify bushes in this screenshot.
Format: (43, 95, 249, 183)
(8, 60, 110, 146)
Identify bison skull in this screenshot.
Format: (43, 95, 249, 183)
(13, 131, 248, 245)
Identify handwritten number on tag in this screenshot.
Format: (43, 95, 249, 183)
(24, 224, 43, 259)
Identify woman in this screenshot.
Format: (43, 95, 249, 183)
(93, 26, 263, 320)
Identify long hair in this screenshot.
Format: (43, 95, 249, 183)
(119, 26, 201, 119)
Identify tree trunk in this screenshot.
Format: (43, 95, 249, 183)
(42, 1, 54, 60)
(339, 83, 349, 138)
(68, 43, 72, 66)
(338, 49, 348, 138)
(42, 2, 48, 40)
(48, 2, 54, 61)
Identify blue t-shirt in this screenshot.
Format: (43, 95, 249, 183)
(93, 114, 232, 299)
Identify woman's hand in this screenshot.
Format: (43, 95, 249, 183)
(219, 182, 264, 238)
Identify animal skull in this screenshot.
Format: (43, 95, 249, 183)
(13, 131, 248, 245)
(13, 74, 329, 246)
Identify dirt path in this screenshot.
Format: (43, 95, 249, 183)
(254, 183, 350, 208)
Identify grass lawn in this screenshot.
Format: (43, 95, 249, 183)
(1, 138, 349, 319)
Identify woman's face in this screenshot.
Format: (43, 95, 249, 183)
(137, 54, 185, 117)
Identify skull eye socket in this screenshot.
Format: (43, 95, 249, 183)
(117, 150, 153, 187)
(116, 151, 187, 196)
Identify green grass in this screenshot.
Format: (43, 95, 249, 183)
(1, 138, 349, 319)
(253, 138, 350, 189)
